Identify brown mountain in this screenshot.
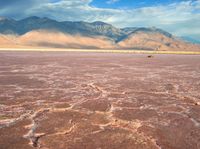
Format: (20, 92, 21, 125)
(118, 28, 200, 51)
(0, 16, 200, 51)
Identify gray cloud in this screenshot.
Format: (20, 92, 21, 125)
(0, 0, 30, 7)
(0, 0, 47, 18)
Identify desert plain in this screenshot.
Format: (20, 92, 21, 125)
(0, 51, 200, 149)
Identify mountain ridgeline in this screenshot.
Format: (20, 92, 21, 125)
(0, 16, 200, 51)
(0, 16, 172, 40)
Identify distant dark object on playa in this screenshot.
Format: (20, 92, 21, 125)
(147, 55, 154, 58)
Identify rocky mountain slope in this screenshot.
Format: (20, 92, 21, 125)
(0, 16, 200, 51)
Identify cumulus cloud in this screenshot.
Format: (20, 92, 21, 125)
(0, 0, 199, 40)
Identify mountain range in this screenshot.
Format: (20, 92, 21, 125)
(0, 16, 200, 51)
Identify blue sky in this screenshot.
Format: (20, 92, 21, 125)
(91, 0, 191, 8)
(0, 0, 199, 41)
(49, 0, 196, 9)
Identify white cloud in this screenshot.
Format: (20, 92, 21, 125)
(106, 0, 120, 4)
(0, 0, 200, 40)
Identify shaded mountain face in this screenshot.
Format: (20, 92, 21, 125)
(0, 16, 200, 51)
(0, 18, 18, 34)
(0, 16, 124, 40)
(0, 16, 173, 42)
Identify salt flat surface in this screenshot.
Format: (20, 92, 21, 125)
(0, 52, 200, 149)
